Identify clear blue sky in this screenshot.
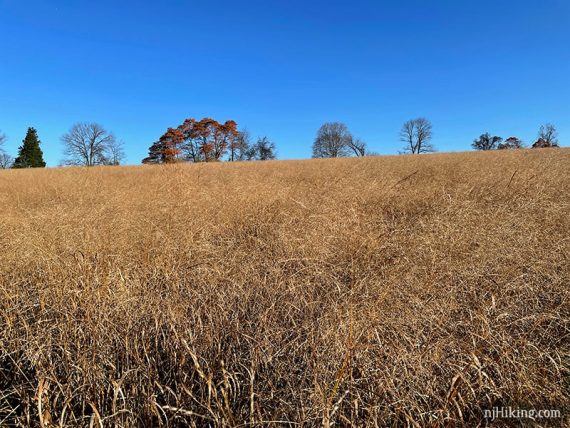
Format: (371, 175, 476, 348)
(1, 0, 569, 165)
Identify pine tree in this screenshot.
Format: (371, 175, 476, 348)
(13, 127, 46, 168)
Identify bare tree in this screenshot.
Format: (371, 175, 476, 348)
(536, 123, 559, 147)
(312, 122, 353, 158)
(400, 118, 435, 154)
(472, 133, 502, 151)
(347, 137, 367, 156)
(102, 139, 126, 165)
(0, 132, 12, 168)
(61, 123, 118, 166)
(230, 129, 252, 161)
(0, 153, 13, 169)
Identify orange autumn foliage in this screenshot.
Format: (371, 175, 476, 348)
(145, 118, 239, 164)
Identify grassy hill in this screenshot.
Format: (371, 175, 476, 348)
(1, 149, 568, 426)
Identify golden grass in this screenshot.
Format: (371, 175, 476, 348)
(0, 149, 569, 426)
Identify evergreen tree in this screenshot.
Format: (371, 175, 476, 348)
(13, 127, 46, 168)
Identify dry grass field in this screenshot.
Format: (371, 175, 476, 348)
(0, 149, 569, 427)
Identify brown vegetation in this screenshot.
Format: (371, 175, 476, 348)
(1, 149, 569, 426)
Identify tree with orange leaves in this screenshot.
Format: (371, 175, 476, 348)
(195, 118, 218, 162)
(177, 118, 238, 162)
(178, 118, 201, 162)
(144, 118, 240, 164)
(215, 120, 239, 161)
(142, 128, 184, 164)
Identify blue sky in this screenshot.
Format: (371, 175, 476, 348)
(1, 0, 569, 165)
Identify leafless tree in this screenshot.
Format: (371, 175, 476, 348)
(400, 118, 435, 154)
(537, 123, 559, 147)
(102, 139, 126, 165)
(0, 153, 13, 169)
(230, 129, 252, 161)
(347, 137, 367, 156)
(61, 123, 119, 166)
(312, 122, 353, 158)
(0, 132, 11, 168)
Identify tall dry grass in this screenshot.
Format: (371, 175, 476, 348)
(0, 149, 569, 427)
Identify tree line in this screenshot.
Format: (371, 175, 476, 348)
(0, 123, 125, 169)
(142, 118, 276, 164)
(471, 124, 560, 150)
(0, 119, 562, 169)
(310, 119, 562, 159)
